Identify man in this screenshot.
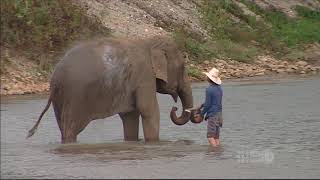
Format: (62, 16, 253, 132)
(194, 67, 223, 147)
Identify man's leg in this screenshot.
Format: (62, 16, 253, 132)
(207, 119, 219, 147)
(214, 126, 220, 146)
(215, 138, 220, 146)
(208, 137, 218, 147)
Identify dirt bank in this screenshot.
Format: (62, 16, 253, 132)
(1, 51, 319, 96)
(1, 0, 319, 96)
(1, 48, 49, 96)
(187, 55, 320, 82)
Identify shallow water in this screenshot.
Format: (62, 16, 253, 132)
(1, 76, 320, 178)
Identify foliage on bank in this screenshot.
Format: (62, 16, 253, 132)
(174, 0, 320, 77)
(1, 0, 110, 72)
(1, 0, 319, 80)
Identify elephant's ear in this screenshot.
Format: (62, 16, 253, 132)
(151, 48, 168, 83)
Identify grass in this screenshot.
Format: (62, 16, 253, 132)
(173, 28, 214, 61)
(174, 0, 320, 65)
(186, 66, 202, 79)
(2, 0, 319, 76)
(173, 29, 258, 63)
(0, 0, 110, 71)
(0, 49, 11, 75)
(240, 1, 320, 47)
(173, 0, 259, 63)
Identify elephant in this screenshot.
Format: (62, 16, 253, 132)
(27, 36, 199, 144)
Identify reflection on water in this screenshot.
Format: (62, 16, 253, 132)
(52, 140, 208, 161)
(1, 76, 320, 178)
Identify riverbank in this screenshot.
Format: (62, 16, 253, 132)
(1, 53, 319, 96)
(1, 49, 50, 96)
(187, 55, 320, 82)
(2, 1, 319, 96)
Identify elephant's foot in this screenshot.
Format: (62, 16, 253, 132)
(142, 117, 160, 142)
(144, 136, 159, 142)
(123, 126, 139, 141)
(140, 113, 160, 142)
(61, 135, 77, 144)
(61, 138, 77, 144)
(120, 110, 140, 142)
(124, 136, 139, 141)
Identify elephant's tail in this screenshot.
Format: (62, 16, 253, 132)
(26, 96, 52, 139)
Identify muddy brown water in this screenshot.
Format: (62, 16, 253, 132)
(1, 76, 320, 178)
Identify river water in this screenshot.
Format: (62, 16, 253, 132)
(1, 76, 320, 179)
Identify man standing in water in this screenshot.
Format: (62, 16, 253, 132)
(194, 67, 223, 147)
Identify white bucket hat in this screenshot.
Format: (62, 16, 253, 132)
(203, 67, 222, 85)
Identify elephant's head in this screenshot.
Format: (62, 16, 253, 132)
(147, 36, 194, 125)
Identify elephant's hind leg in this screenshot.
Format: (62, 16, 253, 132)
(60, 117, 91, 144)
(119, 110, 140, 141)
(59, 107, 82, 144)
(61, 133, 77, 144)
(60, 118, 77, 144)
(52, 101, 76, 143)
(61, 119, 90, 144)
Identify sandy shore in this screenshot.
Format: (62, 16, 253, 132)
(1, 55, 319, 96)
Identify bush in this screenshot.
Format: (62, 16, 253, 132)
(200, 0, 233, 40)
(241, 1, 320, 47)
(0, 0, 110, 68)
(173, 0, 319, 63)
(295, 5, 320, 20)
(198, 0, 259, 62)
(173, 28, 215, 61)
(186, 66, 202, 79)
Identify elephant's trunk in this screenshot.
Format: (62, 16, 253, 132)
(170, 83, 193, 125)
(190, 109, 203, 123)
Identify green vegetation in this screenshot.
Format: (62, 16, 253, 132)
(241, 1, 320, 47)
(2, 0, 319, 77)
(174, 0, 320, 66)
(186, 66, 202, 79)
(174, 0, 261, 63)
(173, 30, 214, 61)
(1, 0, 110, 71)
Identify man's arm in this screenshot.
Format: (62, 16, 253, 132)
(200, 88, 211, 117)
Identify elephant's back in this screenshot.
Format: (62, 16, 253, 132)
(53, 39, 133, 83)
(50, 39, 139, 115)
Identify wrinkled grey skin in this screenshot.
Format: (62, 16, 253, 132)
(27, 36, 195, 144)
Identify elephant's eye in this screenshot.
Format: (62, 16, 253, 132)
(164, 51, 169, 59)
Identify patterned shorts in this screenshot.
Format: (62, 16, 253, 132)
(207, 112, 223, 139)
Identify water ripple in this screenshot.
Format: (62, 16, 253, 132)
(1, 76, 320, 178)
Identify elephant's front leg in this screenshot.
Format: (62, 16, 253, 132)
(136, 87, 160, 142)
(119, 110, 140, 141)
